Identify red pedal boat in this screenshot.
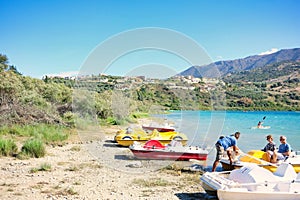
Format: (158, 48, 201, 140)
(129, 140, 209, 161)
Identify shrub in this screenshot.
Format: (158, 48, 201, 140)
(21, 139, 46, 158)
(62, 111, 76, 127)
(131, 112, 149, 119)
(0, 139, 18, 156)
(106, 117, 127, 125)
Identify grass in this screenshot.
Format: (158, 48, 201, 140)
(70, 146, 81, 151)
(65, 162, 102, 172)
(160, 163, 185, 176)
(55, 187, 78, 196)
(57, 161, 70, 166)
(132, 178, 171, 187)
(30, 163, 52, 173)
(0, 124, 74, 159)
(39, 163, 52, 171)
(130, 112, 149, 118)
(73, 181, 81, 185)
(65, 166, 79, 172)
(21, 139, 46, 158)
(179, 173, 201, 185)
(0, 124, 71, 144)
(0, 138, 18, 156)
(65, 187, 78, 195)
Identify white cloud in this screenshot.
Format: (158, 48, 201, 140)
(45, 71, 79, 78)
(259, 48, 279, 56)
(216, 56, 223, 60)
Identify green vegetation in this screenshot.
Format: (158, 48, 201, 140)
(21, 139, 46, 158)
(0, 139, 18, 156)
(30, 163, 52, 173)
(0, 124, 70, 142)
(223, 61, 300, 110)
(0, 53, 300, 155)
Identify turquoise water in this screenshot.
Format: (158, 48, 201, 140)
(156, 111, 300, 165)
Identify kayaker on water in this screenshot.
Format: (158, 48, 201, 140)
(212, 132, 241, 172)
(257, 121, 263, 128)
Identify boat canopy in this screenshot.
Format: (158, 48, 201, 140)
(229, 164, 278, 191)
(143, 140, 165, 149)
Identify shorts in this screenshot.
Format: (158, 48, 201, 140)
(215, 143, 224, 161)
(277, 153, 285, 160)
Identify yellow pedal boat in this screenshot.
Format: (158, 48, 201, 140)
(114, 128, 188, 147)
(220, 150, 300, 173)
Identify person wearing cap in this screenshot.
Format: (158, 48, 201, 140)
(272, 135, 291, 161)
(212, 132, 241, 172)
(261, 134, 276, 162)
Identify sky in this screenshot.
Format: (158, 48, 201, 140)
(1, 0, 300, 78)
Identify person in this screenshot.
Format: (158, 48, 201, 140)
(257, 121, 263, 128)
(273, 135, 291, 161)
(212, 132, 241, 172)
(261, 134, 276, 162)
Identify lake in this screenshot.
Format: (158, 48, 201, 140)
(155, 110, 300, 166)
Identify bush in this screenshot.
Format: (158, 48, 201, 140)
(0, 139, 18, 156)
(62, 111, 76, 127)
(21, 139, 46, 158)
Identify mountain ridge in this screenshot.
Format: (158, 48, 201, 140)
(179, 48, 300, 78)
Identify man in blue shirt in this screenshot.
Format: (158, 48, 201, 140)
(273, 135, 291, 161)
(212, 132, 240, 172)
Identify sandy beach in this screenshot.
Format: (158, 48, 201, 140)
(0, 119, 214, 200)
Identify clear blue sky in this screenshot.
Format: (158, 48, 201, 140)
(1, 0, 300, 78)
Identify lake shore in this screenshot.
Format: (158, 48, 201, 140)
(0, 118, 213, 200)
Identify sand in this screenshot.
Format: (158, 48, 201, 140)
(0, 119, 214, 200)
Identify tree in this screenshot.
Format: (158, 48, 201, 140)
(237, 97, 253, 107)
(0, 54, 21, 75)
(0, 54, 9, 72)
(8, 65, 22, 75)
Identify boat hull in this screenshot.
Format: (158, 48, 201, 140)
(130, 149, 208, 161)
(115, 129, 188, 146)
(251, 126, 271, 129)
(218, 189, 300, 200)
(201, 163, 300, 199)
(117, 139, 188, 147)
(220, 151, 300, 173)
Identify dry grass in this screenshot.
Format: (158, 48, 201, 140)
(70, 145, 81, 151)
(132, 178, 172, 187)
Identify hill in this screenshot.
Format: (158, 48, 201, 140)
(223, 61, 300, 83)
(179, 48, 300, 78)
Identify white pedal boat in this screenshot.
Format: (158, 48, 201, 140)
(200, 162, 300, 200)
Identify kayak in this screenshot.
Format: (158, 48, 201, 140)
(251, 126, 271, 129)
